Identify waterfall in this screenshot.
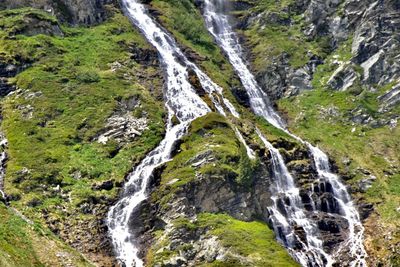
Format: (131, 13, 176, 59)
(202, 0, 367, 266)
(257, 129, 333, 267)
(106, 0, 254, 266)
(0, 131, 7, 201)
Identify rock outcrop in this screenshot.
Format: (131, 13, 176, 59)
(235, 0, 400, 109)
(0, 0, 117, 25)
(130, 130, 356, 266)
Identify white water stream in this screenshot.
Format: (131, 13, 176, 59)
(108, 0, 367, 266)
(106, 0, 253, 266)
(202, 0, 367, 266)
(0, 132, 7, 201)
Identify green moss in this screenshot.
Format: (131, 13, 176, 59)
(150, 213, 299, 266)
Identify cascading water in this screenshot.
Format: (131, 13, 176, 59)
(106, 1, 252, 266)
(309, 146, 367, 267)
(202, 0, 367, 266)
(0, 132, 7, 201)
(107, 114, 194, 267)
(257, 129, 333, 267)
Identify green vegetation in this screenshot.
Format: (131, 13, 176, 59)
(149, 0, 246, 109)
(236, 0, 330, 70)
(152, 113, 259, 208)
(197, 213, 299, 266)
(0, 203, 92, 266)
(158, 213, 299, 267)
(0, 7, 165, 252)
(278, 44, 400, 266)
(0, 5, 303, 266)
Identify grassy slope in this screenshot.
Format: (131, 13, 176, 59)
(0, 203, 92, 266)
(197, 213, 299, 267)
(2, 7, 164, 216)
(167, 213, 299, 267)
(235, 0, 330, 70)
(0, 7, 165, 262)
(152, 113, 260, 208)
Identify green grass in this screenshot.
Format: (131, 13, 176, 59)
(235, 0, 331, 70)
(0, 8, 165, 235)
(152, 113, 259, 208)
(198, 213, 299, 266)
(0, 203, 92, 266)
(166, 213, 300, 266)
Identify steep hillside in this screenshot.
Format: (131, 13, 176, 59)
(0, 0, 399, 267)
(0, 0, 116, 24)
(0, 203, 92, 266)
(231, 0, 400, 265)
(0, 6, 165, 266)
(0, 3, 296, 267)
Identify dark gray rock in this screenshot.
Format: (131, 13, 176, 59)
(0, 0, 117, 25)
(236, 0, 400, 111)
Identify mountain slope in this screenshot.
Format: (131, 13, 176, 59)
(0, 203, 92, 266)
(232, 0, 400, 265)
(0, 0, 399, 266)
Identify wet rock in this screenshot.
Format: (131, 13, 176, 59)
(230, 83, 250, 107)
(130, 46, 160, 67)
(358, 202, 374, 221)
(312, 212, 349, 252)
(187, 69, 206, 96)
(93, 180, 114, 191)
(319, 192, 339, 214)
(293, 224, 308, 245)
(299, 189, 313, 211)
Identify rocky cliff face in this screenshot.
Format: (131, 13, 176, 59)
(135, 114, 309, 266)
(230, 0, 400, 266)
(0, 0, 117, 24)
(0, 0, 399, 266)
(237, 0, 400, 110)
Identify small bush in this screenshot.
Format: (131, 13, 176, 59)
(76, 70, 100, 83)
